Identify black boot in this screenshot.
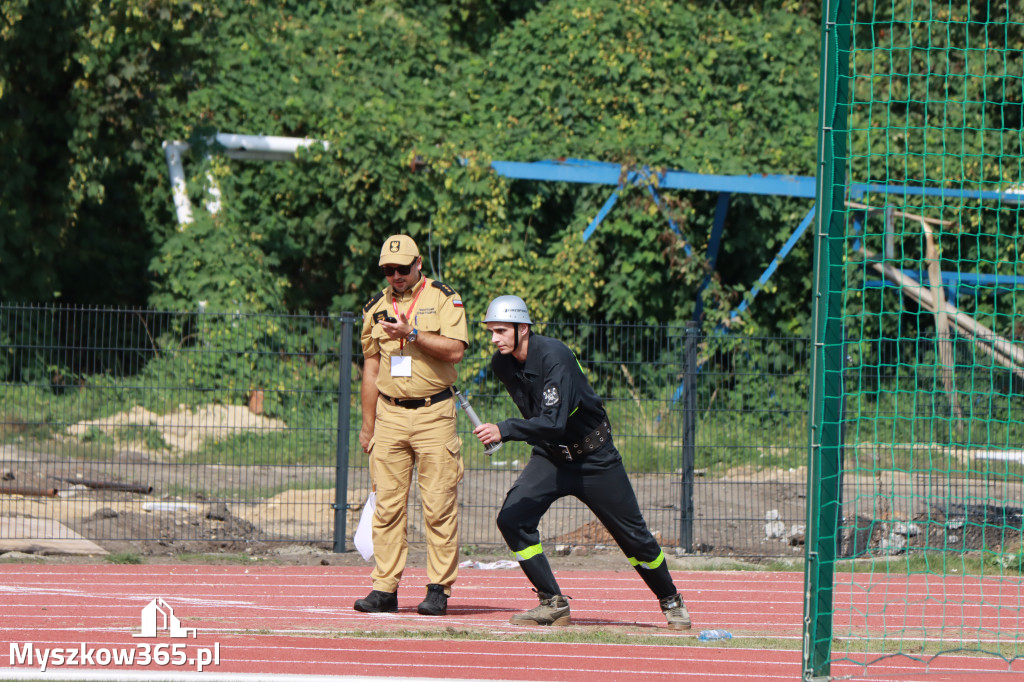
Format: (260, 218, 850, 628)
(416, 583, 448, 616)
(354, 589, 397, 613)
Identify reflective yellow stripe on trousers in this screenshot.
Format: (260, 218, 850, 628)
(514, 543, 544, 561)
(628, 550, 666, 570)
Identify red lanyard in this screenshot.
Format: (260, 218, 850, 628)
(392, 280, 425, 352)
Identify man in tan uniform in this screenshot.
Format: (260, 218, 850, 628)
(355, 234, 468, 616)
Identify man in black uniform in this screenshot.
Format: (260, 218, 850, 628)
(472, 295, 691, 630)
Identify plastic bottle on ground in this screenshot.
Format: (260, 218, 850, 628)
(697, 629, 733, 642)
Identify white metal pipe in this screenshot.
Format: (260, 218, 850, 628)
(162, 141, 194, 226)
(214, 133, 327, 160)
(161, 133, 328, 227)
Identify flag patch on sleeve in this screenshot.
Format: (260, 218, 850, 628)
(453, 299, 463, 308)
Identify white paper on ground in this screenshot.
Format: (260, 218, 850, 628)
(354, 492, 375, 561)
(458, 559, 518, 569)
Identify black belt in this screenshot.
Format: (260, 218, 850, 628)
(545, 419, 612, 460)
(379, 387, 453, 409)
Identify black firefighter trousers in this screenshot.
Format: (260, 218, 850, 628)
(496, 442, 677, 600)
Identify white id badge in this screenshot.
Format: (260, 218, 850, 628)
(390, 355, 412, 377)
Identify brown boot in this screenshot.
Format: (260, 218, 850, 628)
(659, 593, 691, 630)
(510, 591, 571, 626)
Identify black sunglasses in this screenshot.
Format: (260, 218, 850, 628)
(381, 263, 414, 277)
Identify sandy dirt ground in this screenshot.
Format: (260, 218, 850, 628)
(3, 406, 1020, 568)
(1, 441, 817, 564)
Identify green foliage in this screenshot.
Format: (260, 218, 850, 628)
(0, 384, 65, 444)
(1, 0, 825, 337)
(843, 4, 1024, 341)
(447, 0, 822, 329)
(148, 196, 289, 313)
(1, 305, 354, 467)
(1, 0, 209, 304)
(5, 0, 1017, 342)
(0, 329, 9, 380)
(1, 1, 82, 301)
(469, 1, 819, 171)
(132, 311, 344, 425)
(4, 0, 1019, 465)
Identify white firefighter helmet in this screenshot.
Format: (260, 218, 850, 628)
(484, 295, 532, 325)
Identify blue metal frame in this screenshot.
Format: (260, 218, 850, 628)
(491, 159, 825, 325)
(692, 192, 730, 322)
(862, 269, 1024, 302)
(846, 201, 1024, 302)
(489, 158, 1024, 405)
(490, 158, 1024, 322)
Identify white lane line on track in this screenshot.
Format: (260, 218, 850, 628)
(0, 660, 801, 681)
(0, 671, 514, 682)
(0, 634, 802, 660)
(145, 658, 801, 680)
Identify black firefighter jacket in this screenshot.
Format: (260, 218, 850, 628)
(492, 333, 609, 451)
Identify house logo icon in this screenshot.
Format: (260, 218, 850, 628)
(133, 597, 197, 638)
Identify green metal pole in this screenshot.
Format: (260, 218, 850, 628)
(802, 0, 851, 679)
(679, 321, 697, 552)
(333, 311, 355, 553)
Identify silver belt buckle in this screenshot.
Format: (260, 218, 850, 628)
(558, 444, 572, 462)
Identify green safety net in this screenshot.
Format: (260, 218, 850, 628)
(805, 1, 1024, 679)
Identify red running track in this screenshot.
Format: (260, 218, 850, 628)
(0, 565, 1020, 681)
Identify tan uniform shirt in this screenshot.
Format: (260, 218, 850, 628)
(361, 276, 468, 399)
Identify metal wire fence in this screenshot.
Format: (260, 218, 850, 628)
(0, 304, 812, 558)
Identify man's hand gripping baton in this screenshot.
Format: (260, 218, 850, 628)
(454, 387, 502, 456)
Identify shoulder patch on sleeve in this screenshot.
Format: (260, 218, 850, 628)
(542, 385, 560, 407)
(431, 280, 456, 297)
(362, 290, 384, 314)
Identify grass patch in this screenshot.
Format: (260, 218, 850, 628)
(114, 424, 171, 453)
(343, 627, 689, 646)
(49, 438, 121, 461)
(340, 627, 801, 649)
(831, 635, 1024, 662)
(670, 557, 804, 572)
(106, 551, 144, 564)
(78, 425, 116, 446)
(182, 429, 340, 466)
(0, 414, 60, 446)
(758, 558, 805, 572)
(4, 391, 810, 475)
(838, 551, 992, 576)
(242, 628, 274, 636)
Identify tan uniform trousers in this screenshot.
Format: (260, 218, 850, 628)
(369, 395, 464, 594)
